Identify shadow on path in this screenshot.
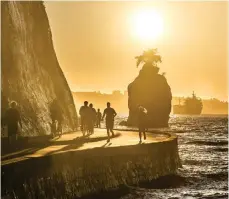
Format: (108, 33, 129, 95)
(52, 133, 121, 146)
(2, 133, 121, 161)
(46, 133, 121, 155)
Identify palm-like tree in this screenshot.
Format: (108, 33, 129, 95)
(135, 48, 162, 68)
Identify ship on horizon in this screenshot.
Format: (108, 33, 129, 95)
(173, 92, 203, 115)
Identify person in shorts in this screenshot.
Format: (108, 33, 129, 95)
(137, 105, 147, 143)
(102, 102, 117, 142)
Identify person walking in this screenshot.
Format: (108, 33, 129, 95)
(4, 101, 22, 148)
(88, 103, 96, 134)
(137, 105, 147, 143)
(79, 101, 90, 136)
(96, 109, 102, 128)
(102, 102, 117, 142)
(50, 99, 63, 137)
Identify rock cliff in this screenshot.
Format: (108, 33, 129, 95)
(1, 1, 78, 135)
(127, 52, 172, 127)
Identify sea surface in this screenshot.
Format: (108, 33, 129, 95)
(112, 115, 228, 199)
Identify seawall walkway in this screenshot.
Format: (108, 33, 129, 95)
(2, 129, 171, 165)
(2, 129, 181, 198)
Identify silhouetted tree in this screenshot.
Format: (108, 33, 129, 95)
(135, 48, 162, 68)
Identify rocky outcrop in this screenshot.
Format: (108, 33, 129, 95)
(127, 64, 172, 127)
(1, 1, 78, 136)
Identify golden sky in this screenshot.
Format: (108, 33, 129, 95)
(45, 1, 228, 100)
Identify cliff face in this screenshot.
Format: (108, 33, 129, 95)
(128, 66, 172, 127)
(1, 1, 78, 136)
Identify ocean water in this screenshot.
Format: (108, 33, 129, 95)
(113, 115, 228, 199)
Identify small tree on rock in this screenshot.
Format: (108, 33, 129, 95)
(135, 48, 162, 68)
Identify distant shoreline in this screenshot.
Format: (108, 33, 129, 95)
(171, 114, 228, 117)
(117, 114, 228, 118)
(71, 91, 228, 116)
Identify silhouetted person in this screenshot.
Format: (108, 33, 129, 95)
(102, 102, 117, 142)
(79, 101, 90, 135)
(88, 103, 96, 134)
(50, 99, 63, 137)
(96, 109, 102, 128)
(4, 101, 22, 147)
(137, 105, 147, 143)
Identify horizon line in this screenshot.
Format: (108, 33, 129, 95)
(71, 90, 228, 102)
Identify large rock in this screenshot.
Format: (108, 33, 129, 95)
(1, 1, 78, 136)
(127, 64, 172, 127)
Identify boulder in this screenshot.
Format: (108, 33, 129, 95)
(127, 64, 172, 127)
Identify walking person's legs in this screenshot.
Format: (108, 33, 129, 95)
(86, 119, 90, 135)
(88, 122, 91, 135)
(8, 125, 17, 150)
(12, 134, 17, 150)
(87, 123, 90, 135)
(139, 126, 143, 143)
(96, 120, 98, 128)
(81, 118, 85, 135)
(89, 120, 93, 134)
(7, 125, 12, 147)
(139, 131, 142, 143)
(82, 123, 86, 136)
(90, 123, 92, 134)
(85, 123, 88, 136)
(143, 127, 146, 140)
(108, 120, 114, 137)
(81, 118, 83, 132)
(97, 119, 100, 128)
(107, 128, 110, 142)
(110, 128, 114, 137)
(92, 120, 94, 134)
(57, 121, 62, 136)
(106, 120, 110, 142)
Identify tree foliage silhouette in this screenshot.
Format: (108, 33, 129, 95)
(135, 48, 162, 68)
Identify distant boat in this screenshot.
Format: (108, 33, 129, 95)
(173, 92, 203, 115)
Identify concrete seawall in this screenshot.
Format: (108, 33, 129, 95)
(2, 130, 181, 198)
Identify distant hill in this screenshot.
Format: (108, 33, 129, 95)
(72, 91, 128, 115)
(72, 91, 228, 115)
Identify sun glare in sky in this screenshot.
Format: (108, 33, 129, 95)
(131, 9, 164, 42)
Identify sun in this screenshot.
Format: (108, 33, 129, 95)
(131, 9, 164, 42)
